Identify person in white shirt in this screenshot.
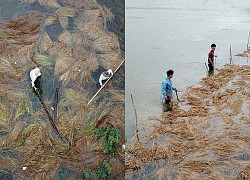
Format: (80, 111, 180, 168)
(99, 69, 113, 86)
(30, 67, 41, 90)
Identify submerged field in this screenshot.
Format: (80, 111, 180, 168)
(126, 61, 250, 179)
(0, 0, 124, 179)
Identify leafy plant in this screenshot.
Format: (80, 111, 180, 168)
(94, 126, 121, 155)
(96, 160, 112, 179)
(83, 160, 112, 180)
(83, 169, 98, 180)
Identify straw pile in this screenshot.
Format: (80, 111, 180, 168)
(126, 64, 250, 179)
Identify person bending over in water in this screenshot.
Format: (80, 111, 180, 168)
(30, 67, 41, 90)
(99, 69, 113, 86)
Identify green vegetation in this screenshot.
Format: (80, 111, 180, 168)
(33, 54, 55, 67)
(96, 160, 112, 179)
(14, 99, 32, 122)
(0, 103, 9, 129)
(94, 126, 121, 155)
(13, 124, 37, 148)
(83, 160, 112, 180)
(82, 109, 109, 134)
(83, 169, 97, 180)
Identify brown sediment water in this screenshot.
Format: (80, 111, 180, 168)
(0, 0, 124, 179)
(126, 64, 250, 179)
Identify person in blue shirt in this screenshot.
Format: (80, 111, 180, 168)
(161, 69, 177, 111)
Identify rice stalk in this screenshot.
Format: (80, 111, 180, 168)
(33, 54, 55, 66)
(38, 0, 61, 8)
(13, 99, 32, 122)
(0, 103, 10, 129)
(55, 7, 76, 17)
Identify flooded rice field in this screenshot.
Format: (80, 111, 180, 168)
(126, 61, 250, 179)
(0, 0, 125, 179)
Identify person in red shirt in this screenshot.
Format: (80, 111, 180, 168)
(208, 44, 217, 74)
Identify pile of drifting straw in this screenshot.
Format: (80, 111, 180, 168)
(126, 64, 250, 179)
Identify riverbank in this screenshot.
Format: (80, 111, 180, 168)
(126, 61, 250, 179)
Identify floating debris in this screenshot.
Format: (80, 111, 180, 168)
(126, 64, 250, 179)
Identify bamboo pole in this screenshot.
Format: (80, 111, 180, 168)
(35, 89, 64, 142)
(175, 90, 179, 101)
(247, 32, 250, 49)
(205, 63, 208, 73)
(230, 46, 232, 64)
(131, 94, 139, 142)
(247, 32, 250, 64)
(87, 59, 125, 105)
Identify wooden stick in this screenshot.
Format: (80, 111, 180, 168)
(131, 94, 139, 142)
(247, 32, 250, 49)
(53, 88, 59, 123)
(205, 63, 208, 72)
(175, 90, 179, 101)
(230, 46, 232, 64)
(247, 32, 250, 64)
(35, 89, 64, 142)
(87, 59, 125, 105)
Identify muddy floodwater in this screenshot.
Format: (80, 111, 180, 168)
(125, 0, 250, 139)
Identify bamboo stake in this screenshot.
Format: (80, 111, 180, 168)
(230, 46, 232, 64)
(205, 63, 208, 74)
(87, 59, 125, 105)
(175, 90, 179, 101)
(247, 32, 250, 49)
(131, 94, 139, 142)
(247, 32, 250, 64)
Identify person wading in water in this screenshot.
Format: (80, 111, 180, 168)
(208, 43, 217, 75)
(161, 69, 178, 112)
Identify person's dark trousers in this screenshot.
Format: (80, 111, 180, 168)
(162, 99, 172, 112)
(96, 80, 108, 89)
(102, 79, 107, 85)
(208, 63, 214, 75)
